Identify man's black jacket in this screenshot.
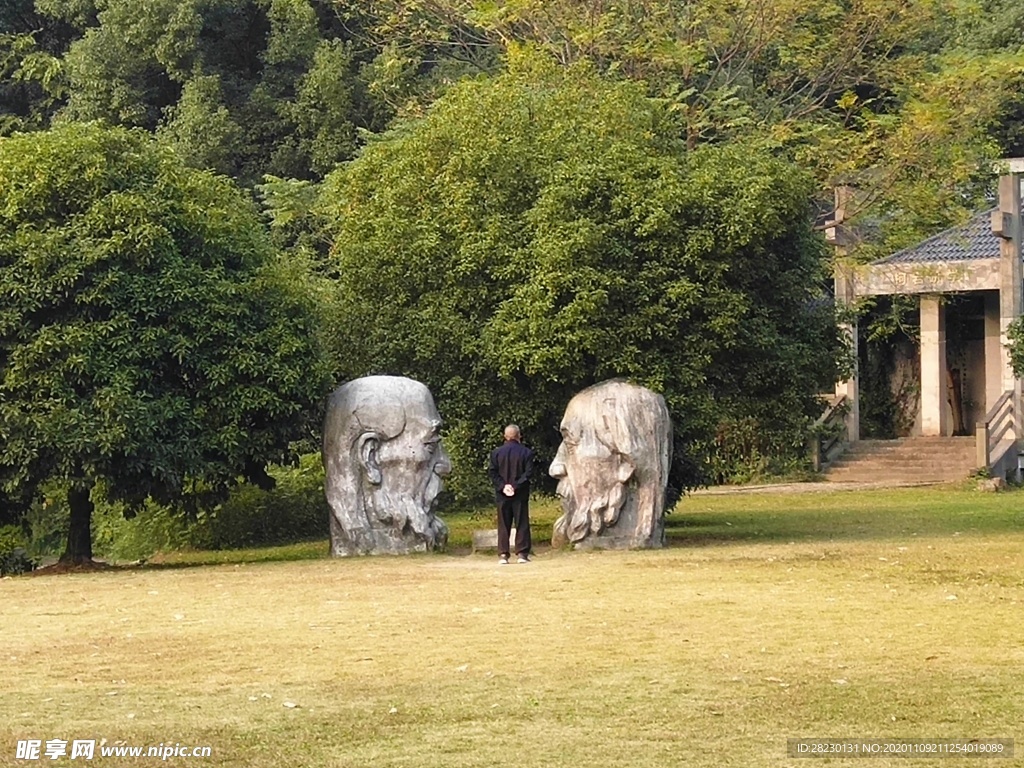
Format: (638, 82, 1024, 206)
(488, 441, 535, 500)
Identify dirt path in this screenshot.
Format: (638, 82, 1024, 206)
(691, 479, 947, 495)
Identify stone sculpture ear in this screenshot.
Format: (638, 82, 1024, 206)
(358, 433, 382, 485)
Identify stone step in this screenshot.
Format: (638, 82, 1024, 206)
(827, 456, 976, 467)
(824, 476, 963, 485)
(825, 468, 972, 479)
(846, 437, 975, 445)
(827, 453, 975, 463)
(826, 473, 974, 482)
(827, 459, 976, 470)
(842, 448, 976, 458)
(823, 466, 966, 479)
(843, 441, 975, 454)
(825, 466, 972, 476)
(823, 438, 978, 484)
(826, 460, 974, 470)
(841, 449, 976, 459)
(830, 448, 975, 458)
(837, 451, 974, 461)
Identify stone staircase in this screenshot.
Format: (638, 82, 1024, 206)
(823, 437, 978, 485)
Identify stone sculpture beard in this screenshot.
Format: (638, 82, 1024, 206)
(328, 436, 449, 556)
(555, 466, 629, 543)
(327, 453, 449, 557)
(363, 467, 448, 543)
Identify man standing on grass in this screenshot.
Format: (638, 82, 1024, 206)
(488, 424, 534, 564)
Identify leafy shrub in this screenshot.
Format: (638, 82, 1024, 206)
(22, 454, 330, 562)
(22, 480, 71, 557)
(0, 525, 37, 575)
(93, 498, 194, 562)
(706, 416, 812, 485)
(90, 455, 330, 559)
(192, 453, 328, 550)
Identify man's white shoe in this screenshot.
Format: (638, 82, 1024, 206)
(499, 555, 509, 565)
(517, 555, 529, 564)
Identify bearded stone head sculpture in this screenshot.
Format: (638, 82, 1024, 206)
(550, 380, 672, 549)
(323, 376, 451, 556)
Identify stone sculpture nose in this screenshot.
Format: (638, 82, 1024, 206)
(549, 444, 567, 478)
(434, 445, 452, 476)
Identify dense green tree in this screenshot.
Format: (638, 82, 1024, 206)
(952, 0, 1024, 157)
(0, 123, 331, 563)
(350, 0, 1024, 255)
(331, 0, 500, 116)
(59, 0, 380, 183)
(0, 0, 78, 134)
(156, 74, 245, 176)
(320, 57, 841, 497)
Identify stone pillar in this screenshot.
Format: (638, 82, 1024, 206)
(920, 295, 948, 436)
(984, 291, 1003, 413)
(834, 267, 859, 442)
(995, 173, 1023, 443)
(830, 186, 859, 442)
(997, 175, 1022, 396)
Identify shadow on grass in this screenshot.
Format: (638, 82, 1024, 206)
(113, 539, 331, 571)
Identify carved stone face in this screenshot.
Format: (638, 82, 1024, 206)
(362, 390, 452, 538)
(550, 380, 671, 549)
(323, 376, 451, 556)
(549, 395, 635, 542)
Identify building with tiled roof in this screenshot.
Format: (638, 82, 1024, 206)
(829, 161, 1024, 479)
(875, 209, 1000, 264)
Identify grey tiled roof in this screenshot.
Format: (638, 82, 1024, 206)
(875, 209, 1000, 264)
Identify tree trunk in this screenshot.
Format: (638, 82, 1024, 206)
(60, 482, 94, 564)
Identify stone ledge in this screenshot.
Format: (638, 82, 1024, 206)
(471, 528, 516, 553)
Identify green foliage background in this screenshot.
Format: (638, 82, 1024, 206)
(20, 455, 328, 561)
(0, 123, 331, 556)
(321, 59, 842, 497)
(3, 0, 1024, 551)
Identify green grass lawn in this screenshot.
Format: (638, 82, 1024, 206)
(2, 487, 1023, 767)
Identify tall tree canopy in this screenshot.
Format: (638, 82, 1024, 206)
(0, 0, 77, 134)
(344, 0, 1024, 254)
(4, 0, 1021, 245)
(55, 0, 383, 183)
(320, 56, 842, 497)
(2, 0, 1021, 501)
(0, 123, 331, 562)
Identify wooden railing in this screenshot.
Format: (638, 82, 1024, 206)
(976, 390, 1015, 471)
(809, 394, 848, 472)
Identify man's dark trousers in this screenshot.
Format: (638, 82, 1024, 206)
(488, 440, 534, 557)
(497, 491, 531, 558)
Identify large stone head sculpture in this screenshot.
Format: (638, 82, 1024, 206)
(550, 380, 672, 549)
(323, 376, 451, 556)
